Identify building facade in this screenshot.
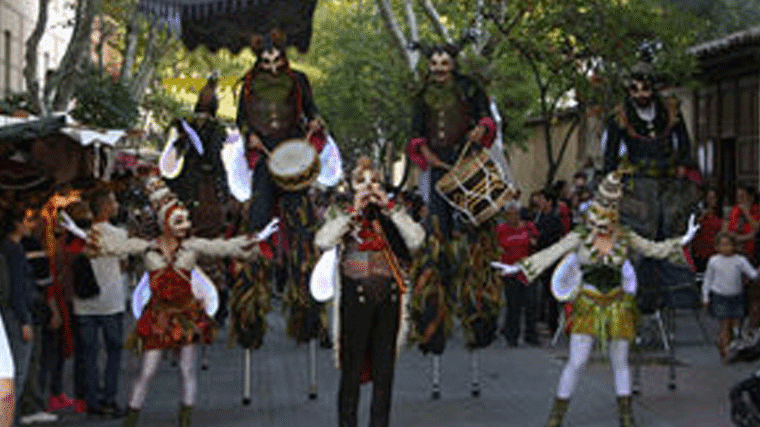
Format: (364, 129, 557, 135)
(0, 0, 71, 96)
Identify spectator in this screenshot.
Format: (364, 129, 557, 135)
(702, 233, 759, 362)
(17, 208, 60, 425)
(726, 184, 760, 329)
(0, 205, 37, 426)
(72, 189, 126, 418)
(692, 187, 723, 272)
(533, 190, 563, 335)
(726, 184, 759, 262)
(0, 314, 15, 427)
(495, 200, 540, 347)
(56, 201, 93, 413)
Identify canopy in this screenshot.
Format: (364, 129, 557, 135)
(138, 0, 319, 53)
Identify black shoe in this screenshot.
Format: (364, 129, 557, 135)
(86, 404, 108, 418)
(524, 337, 541, 347)
(100, 402, 126, 418)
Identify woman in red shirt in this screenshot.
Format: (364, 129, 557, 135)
(495, 201, 540, 347)
(692, 187, 724, 272)
(727, 185, 760, 262)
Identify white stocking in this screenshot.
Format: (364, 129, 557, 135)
(609, 339, 631, 396)
(129, 349, 163, 409)
(556, 334, 594, 399)
(179, 345, 197, 406)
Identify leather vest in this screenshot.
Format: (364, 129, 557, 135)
(244, 74, 300, 142)
(424, 86, 470, 152)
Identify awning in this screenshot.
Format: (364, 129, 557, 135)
(137, 0, 318, 53)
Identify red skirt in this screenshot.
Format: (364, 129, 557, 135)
(135, 268, 215, 350)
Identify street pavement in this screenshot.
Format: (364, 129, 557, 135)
(47, 300, 750, 427)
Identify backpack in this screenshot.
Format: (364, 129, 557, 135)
(72, 254, 100, 299)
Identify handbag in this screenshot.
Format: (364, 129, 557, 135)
(72, 254, 100, 299)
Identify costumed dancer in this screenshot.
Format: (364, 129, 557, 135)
(87, 178, 279, 427)
(601, 42, 700, 303)
(405, 40, 497, 398)
(492, 172, 700, 427)
(235, 28, 327, 398)
(312, 156, 424, 427)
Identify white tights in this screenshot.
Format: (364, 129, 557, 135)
(556, 334, 631, 399)
(129, 345, 198, 409)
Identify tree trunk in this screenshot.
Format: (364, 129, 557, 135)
(376, 0, 416, 70)
(120, 5, 140, 84)
(418, 0, 452, 43)
(51, 0, 97, 112)
(23, 0, 50, 114)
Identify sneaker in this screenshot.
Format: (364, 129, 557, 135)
(48, 393, 75, 411)
(97, 402, 126, 418)
(19, 411, 59, 424)
(73, 399, 88, 413)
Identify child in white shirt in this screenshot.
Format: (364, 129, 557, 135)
(703, 232, 760, 361)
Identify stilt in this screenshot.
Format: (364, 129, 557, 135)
(201, 345, 209, 371)
(431, 354, 441, 400)
(470, 350, 480, 397)
(308, 338, 318, 400)
(242, 349, 251, 405)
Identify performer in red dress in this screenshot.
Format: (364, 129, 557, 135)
(89, 178, 278, 427)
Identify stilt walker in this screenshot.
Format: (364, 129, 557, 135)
(235, 28, 329, 400)
(406, 39, 498, 400)
(493, 172, 700, 427)
(87, 177, 279, 427)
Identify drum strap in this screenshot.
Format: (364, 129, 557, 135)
(369, 218, 406, 293)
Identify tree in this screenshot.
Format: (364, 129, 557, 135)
(482, 0, 704, 187)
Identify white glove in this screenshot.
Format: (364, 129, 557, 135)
(255, 218, 280, 241)
(680, 213, 700, 246)
(490, 261, 522, 276)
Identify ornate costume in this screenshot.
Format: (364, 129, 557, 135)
(235, 29, 326, 346)
(494, 172, 698, 427)
(601, 48, 700, 301)
(105, 178, 277, 427)
(314, 158, 424, 427)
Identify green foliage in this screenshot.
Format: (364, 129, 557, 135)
(70, 67, 139, 128)
(141, 86, 193, 130)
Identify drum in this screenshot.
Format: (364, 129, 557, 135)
(267, 139, 320, 191)
(434, 143, 514, 226)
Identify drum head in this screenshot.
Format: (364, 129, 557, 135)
(268, 139, 317, 177)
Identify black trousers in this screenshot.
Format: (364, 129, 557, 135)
(338, 276, 399, 427)
(502, 276, 537, 344)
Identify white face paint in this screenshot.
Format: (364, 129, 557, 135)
(259, 48, 285, 75)
(429, 51, 454, 83)
(167, 207, 191, 239)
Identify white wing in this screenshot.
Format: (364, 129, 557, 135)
(317, 134, 343, 188)
(310, 247, 338, 302)
(221, 132, 252, 202)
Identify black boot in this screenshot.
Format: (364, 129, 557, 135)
(122, 407, 140, 427)
(617, 396, 638, 427)
(544, 398, 569, 427)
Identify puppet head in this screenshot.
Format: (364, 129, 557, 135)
(146, 177, 191, 239)
(251, 29, 289, 75)
(350, 156, 383, 195)
(585, 172, 623, 235)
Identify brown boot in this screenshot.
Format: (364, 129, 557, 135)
(122, 407, 139, 427)
(544, 398, 569, 427)
(178, 404, 192, 427)
(617, 395, 638, 427)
